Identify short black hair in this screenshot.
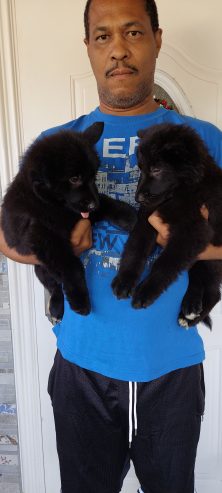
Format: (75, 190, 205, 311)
(84, 0, 159, 41)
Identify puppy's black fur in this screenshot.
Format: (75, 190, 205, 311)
(1, 122, 137, 319)
(112, 123, 222, 328)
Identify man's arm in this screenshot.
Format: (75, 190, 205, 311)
(0, 212, 92, 264)
(148, 210, 222, 261)
(0, 226, 39, 264)
(70, 219, 92, 256)
(196, 244, 222, 260)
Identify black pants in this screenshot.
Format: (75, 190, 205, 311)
(48, 350, 205, 493)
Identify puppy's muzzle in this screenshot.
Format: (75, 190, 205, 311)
(80, 201, 99, 219)
(136, 191, 156, 203)
(86, 201, 97, 211)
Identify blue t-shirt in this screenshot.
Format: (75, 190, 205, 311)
(42, 107, 222, 382)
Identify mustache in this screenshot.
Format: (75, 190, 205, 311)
(105, 63, 138, 77)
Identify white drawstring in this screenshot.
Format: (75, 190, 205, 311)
(129, 381, 133, 446)
(134, 381, 138, 436)
(129, 381, 138, 447)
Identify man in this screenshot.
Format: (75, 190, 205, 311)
(0, 1, 222, 492)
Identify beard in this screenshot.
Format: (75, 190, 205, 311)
(98, 79, 153, 109)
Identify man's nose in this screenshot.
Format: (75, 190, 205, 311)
(110, 35, 130, 61)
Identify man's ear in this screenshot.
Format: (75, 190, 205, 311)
(84, 38, 90, 59)
(155, 28, 162, 58)
(83, 122, 104, 144)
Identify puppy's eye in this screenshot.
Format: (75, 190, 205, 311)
(69, 176, 80, 185)
(151, 168, 161, 175)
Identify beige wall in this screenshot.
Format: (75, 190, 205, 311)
(156, 0, 222, 127)
(157, 0, 222, 71)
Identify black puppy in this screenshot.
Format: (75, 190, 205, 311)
(1, 122, 137, 319)
(112, 123, 222, 328)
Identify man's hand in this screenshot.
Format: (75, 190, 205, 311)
(147, 205, 222, 260)
(147, 205, 209, 249)
(70, 219, 92, 256)
(147, 211, 169, 247)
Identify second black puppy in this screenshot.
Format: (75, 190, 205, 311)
(1, 122, 137, 319)
(112, 123, 222, 328)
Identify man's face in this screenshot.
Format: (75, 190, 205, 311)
(85, 0, 162, 111)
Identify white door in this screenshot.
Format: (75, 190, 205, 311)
(1, 1, 222, 492)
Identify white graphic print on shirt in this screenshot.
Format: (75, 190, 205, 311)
(82, 135, 159, 276)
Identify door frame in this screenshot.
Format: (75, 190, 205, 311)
(0, 1, 45, 491)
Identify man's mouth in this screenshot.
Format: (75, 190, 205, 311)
(106, 66, 138, 79)
(109, 69, 135, 78)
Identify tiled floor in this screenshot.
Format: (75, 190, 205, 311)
(0, 248, 21, 492)
(0, 398, 21, 491)
(0, 484, 20, 493)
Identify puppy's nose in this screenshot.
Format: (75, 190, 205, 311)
(87, 201, 97, 210)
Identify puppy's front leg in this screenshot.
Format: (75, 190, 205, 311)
(112, 210, 157, 299)
(35, 264, 64, 321)
(132, 222, 212, 309)
(30, 227, 91, 315)
(179, 260, 222, 328)
(92, 194, 137, 232)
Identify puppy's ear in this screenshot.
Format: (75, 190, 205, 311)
(137, 129, 147, 139)
(29, 171, 52, 203)
(83, 122, 104, 144)
(32, 180, 52, 203)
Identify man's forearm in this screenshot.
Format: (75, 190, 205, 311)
(197, 244, 222, 260)
(148, 211, 222, 261)
(0, 217, 92, 265)
(0, 227, 39, 264)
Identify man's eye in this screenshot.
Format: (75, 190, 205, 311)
(96, 34, 109, 42)
(127, 31, 142, 38)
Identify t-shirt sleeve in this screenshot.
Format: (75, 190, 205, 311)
(213, 133, 222, 168)
(205, 123, 222, 168)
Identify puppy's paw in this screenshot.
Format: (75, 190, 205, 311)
(179, 295, 203, 328)
(78, 306, 91, 315)
(111, 275, 135, 299)
(132, 282, 156, 309)
(68, 292, 91, 316)
(181, 298, 203, 322)
(178, 313, 201, 329)
(49, 287, 64, 322)
(70, 301, 91, 316)
(178, 316, 190, 329)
